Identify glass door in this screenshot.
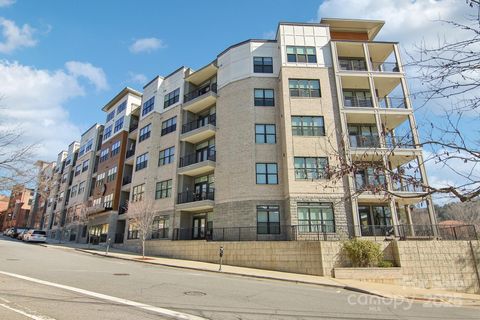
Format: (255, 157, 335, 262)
(192, 216, 206, 239)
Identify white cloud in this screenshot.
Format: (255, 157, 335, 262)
(0, 0, 15, 7)
(0, 17, 37, 54)
(128, 72, 148, 85)
(65, 61, 109, 91)
(0, 60, 104, 161)
(129, 37, 165, 54)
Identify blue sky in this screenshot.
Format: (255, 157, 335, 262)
(0, 0, 478, 202)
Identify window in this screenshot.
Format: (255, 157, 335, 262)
(106, 111, 115, 122)
(164, 88, 180, 108)
(138, 124, 151, 142)
(161, 116, 176, 135)
(289, 79, 321, 97)
(142, 96, 155, 116)
(96, 172, 105, 187)
(82, 159, 89, 172)
(78, 181, 85, 194)
(116, 101, 126, 114)
(92, 197, 102, 206)
(254, 89, 274, 106)
(99, 148, 109, 162)
(257, 205, 280, 234)
(111, 141, 121, 156)
(286, 46, 317, 63)
(158, 146, 175, 166)
(256, 163, 278, 184)
(103, 125, 112, 141)
(155, 180, 172, 199)
(106, 166, 117, 182)
(255, 124, 276, 144)
(298, 202, 335, 233)
(292, 116, 325, 136)
(74, 164, 82, 176)
(78, 145, 86, 157)
(152, 216, 169, 239)
(135, 153, 148, 171)
(114, 117, 124, 133)
(253, 57, 273, 73)
(127, 222, 139, 239)
(84, 139, 93, 153)
(294, 157, 329, 180)
(132, 184, 145, 202)
(70, 185, 77, 198)
(104, 194, 113, 208)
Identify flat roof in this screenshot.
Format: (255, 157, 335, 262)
(102, 87, 142, 112)
(320, 18, 384, 40)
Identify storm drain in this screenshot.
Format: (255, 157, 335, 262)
(184, 291, 206, 296)
(113, 273, 130, 276)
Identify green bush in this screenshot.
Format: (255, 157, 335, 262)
(342, 238, 383, 267)
(377, 260, 394, 268)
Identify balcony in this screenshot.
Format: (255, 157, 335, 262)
(372, 61, 400, 73)
(378, 97, 407, 109)
(183, 82, 217, 114)
(180, 114, 216, 144)
(344, 96, 373, 108)
(338, 58, 367, 72)
(178, 147, 216, 176)
(176, 190, 215, 212)
(121, 176, 132, 191)
(385, 135, 415, 149)
(349, 135, 380, 148)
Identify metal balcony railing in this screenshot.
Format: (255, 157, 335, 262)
(378, 97, 407, 109)
(338, 58, 368, 71)
(179, 147, 216, 167)
(372, 61, 400, 72)
(126, 149, 135, 159)
(392, 181, 425, 193)
(349, 135, 381, 148)
(181, 114, 216, 134)
(385, 136, 415, 149)
(122, 176, 131, 186)
(343, 96, 373, 108)
(177, 189, 215, 204)
(184, 82, 217, 103)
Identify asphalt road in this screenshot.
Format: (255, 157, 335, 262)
(0, 237, 478, 320)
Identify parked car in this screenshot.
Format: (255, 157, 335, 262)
(11, 227, 29, 239)
(3, 228, 14, 236)
(17, 230, 28, 240)
(23, 230, 47, 243)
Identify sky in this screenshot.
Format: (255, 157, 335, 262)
(0, 0, 478, 203)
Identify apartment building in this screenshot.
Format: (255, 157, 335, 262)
(27, 160, 56, 229)
(36, 18, 435, 243)
(64, 124, 104, 241)
(2, 185, 34, 229)
(86, 88, 142, 244)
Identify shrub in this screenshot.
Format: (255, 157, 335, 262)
(377, 260, 394, 268)
(342, 238, 383, 267)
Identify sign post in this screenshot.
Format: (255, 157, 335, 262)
(219, 246, 224, 271)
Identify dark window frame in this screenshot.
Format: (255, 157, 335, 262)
(294, 157, 329, 180)
(291, 116, 325, 136)
(253, 57, 273, 73)
(286, 46, 317, 63)
(138, 123, 151, 142)
(113, 117, 124, 133)
(158, 146, 175, 166)
(297, 202, 336, 233)
(257, 205, 280, 234)
(255, 124, 276, 144)
(256, 163, 278, 185)
(135, 153, 148, 171)
(111, 141, 121, 157)
(155, 179, 172, 199)
(161, 116, 177, 136)
(289, 79, 321, 97)
(163, 88, 180, 108)
(254, 89, 275, 106)
(142, 96, 155, 116)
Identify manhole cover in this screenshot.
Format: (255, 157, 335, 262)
(184, 291, 206, 296)
(6, 258, 19, 261)
(113, 273, 130, 276)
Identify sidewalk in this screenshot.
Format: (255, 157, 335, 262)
(43, 241, 480, 308)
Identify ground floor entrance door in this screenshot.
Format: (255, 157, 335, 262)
(192, 216, 206, 240)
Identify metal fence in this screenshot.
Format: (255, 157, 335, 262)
(171, 224, 477, 242)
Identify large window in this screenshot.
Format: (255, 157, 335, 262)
(286, 46, 317, 63)
(104, 194, 113, 208)
(289, 79, 320, 97)
(152, 216, 169, 239)
(132, 184, 145, 202)
(138, 124, 151, 142)
(155, 180, 172, 199)
(70, 185, 77, 198)
(254, 89, 274, 106)
(142, 96, 155, 116)
(257, 205, 280, 234)
(253, 57, 273, 73)
(74, 164, 81, 176)
(111, 141, 121, 156)
(255, 124, 276, 144)
(358, 205, 392, 236)
(78, 181, 85, 195)
(106, 111, 115, 122)
(292, 116, 325, 136)
(96, 172, 105, 188)
(116, 101, 126, 114)
(164, 88, 180, 108)
(82, 159, 89, 172)
(294, 157, 328, 180)
(127, 222, 139, 239)
(114, 117, 124, 133)
(256, 163, 278, 184)
(135, 153, 148, 171)
(158, 146, 175, 166)
(161, 116, 176, 136)
(106, 166, 117, 182)
(103, 125, 112, 141)
(298, 202, 335, 233)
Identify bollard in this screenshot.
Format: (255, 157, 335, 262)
(106, 237, 111, 255)
(219, 246, 224, 271)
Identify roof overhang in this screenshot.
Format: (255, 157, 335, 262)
(185, 61, 217, 86)
(102, 87, 142, 112)
(320, 18, 384, 40)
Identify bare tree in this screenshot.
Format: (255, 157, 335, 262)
(125, 199, 156, 258)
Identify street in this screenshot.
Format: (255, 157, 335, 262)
(0, 238, 478, 320)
